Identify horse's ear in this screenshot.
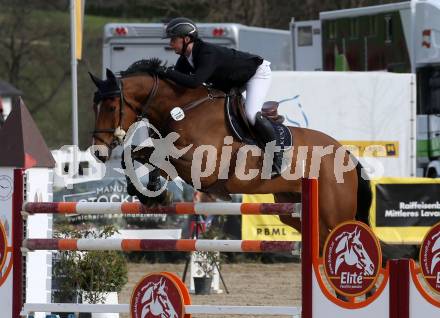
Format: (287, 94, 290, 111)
(106, 68, 117, 81)
(89, 72, 103, 88)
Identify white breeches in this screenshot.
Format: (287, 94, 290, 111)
(243, 60, 272, 125)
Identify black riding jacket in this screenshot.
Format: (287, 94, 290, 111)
(166, 38, 263, 92)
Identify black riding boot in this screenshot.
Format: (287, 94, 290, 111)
(253, 112, 283, 175)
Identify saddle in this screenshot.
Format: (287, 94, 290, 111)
(224, 90, 293, 177)
(224, 90, 292, 149)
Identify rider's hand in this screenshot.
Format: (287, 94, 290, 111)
(158, 66, 172, 77)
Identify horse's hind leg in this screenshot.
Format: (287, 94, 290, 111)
(317, 177, 358, 249)
(275, 192, 334, 253)
(274, 192, 301, 233)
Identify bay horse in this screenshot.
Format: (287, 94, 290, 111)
(90, 58, 372, 249)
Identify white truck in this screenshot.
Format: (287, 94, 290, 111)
(289, 0, 440, 177)
(267, 71, 416, 178)
(102, 22, 292, 75)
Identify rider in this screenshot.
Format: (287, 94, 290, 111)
(160, 17, 283, 173)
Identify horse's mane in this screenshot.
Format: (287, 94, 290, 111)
(120, 58, 166, 77)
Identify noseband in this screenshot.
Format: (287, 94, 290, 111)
(92, 74, 159, 149)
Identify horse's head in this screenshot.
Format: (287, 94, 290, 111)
(89, 66, 160, 162)
(90, 69, 127, 161)
(335, 228, 375, 275)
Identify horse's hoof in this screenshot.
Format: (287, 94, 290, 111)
(141, 191, 173, 207)
(161, 191, 173, 205)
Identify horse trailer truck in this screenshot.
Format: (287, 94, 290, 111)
(102, 22, 292, 75)
(290, 0, 440, 177)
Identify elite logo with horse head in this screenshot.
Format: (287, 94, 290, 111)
(420, 222, 440, 294)
(324, 221, 381, 296)
(131, 273, 185, 318)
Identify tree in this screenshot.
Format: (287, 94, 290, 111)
(53, 223, 128, 304)
(0, 0, 70, 115)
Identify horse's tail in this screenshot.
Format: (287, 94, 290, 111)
(354, 161, 372, 225)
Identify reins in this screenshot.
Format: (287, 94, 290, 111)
(93, 73, 227, 149)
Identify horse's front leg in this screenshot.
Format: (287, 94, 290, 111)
(121, 149, 171, 205)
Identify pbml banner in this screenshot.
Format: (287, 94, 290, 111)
(370, 177, 440, 244)
(241, 194, 300, 241)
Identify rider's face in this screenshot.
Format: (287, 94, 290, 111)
(169, 36, 190, 55)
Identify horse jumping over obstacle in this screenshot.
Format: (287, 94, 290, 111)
(1, 92, 438, 318)
(89, 59, 372, 248)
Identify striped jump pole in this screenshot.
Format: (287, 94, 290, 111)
(23, 201, 299, 216)
(23, 239, 297, 253)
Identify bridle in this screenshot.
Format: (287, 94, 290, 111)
(92, 74, 159, 149)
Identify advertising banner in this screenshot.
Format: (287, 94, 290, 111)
(371, 177, 440, 243)
(242, 194, 300, 241)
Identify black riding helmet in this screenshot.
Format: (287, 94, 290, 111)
(163, 17, 198, 39)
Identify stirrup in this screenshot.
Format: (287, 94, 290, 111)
(272, 152, 283, 173)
